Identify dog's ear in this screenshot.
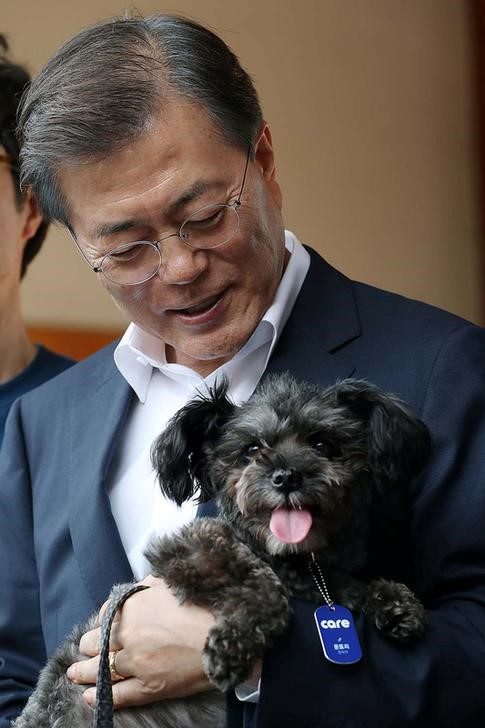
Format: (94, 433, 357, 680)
(333, 379, 431, 489)
(151, 379, 236, 505)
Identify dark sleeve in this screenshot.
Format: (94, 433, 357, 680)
(0, 400, 46, 726)
(253, 324, 485, 728)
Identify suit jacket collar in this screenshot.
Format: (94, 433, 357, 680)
(265, 247, 360, 386)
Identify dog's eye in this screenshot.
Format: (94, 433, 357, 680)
(313, 441, 327, 453)
(246, 443, 261, 456)
(309, 437, 340, 459)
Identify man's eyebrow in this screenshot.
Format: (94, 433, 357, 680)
(92, 179, 220, 240)
(169, 180, 213, 212)
(93, 220, 139, 240)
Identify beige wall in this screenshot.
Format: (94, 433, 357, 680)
(3, 0, 482, 328)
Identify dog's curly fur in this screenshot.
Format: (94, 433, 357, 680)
(14, 374, 430, 728)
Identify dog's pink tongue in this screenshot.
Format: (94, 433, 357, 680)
(269, 508, 313, 544)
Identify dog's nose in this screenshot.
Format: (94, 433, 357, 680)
(271, 468, 302, 493)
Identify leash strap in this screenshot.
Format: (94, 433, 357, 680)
(92, 583, 150, 728)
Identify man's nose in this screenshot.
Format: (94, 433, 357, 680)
(158, 235, 209, 285)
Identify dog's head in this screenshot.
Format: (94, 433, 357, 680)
(151, 373, 431, 556)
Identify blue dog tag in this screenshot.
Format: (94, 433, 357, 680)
(314, 604, 362, 664)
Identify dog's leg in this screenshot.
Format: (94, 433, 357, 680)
(146, 518, 292, 692)
(363, 578, 426, 641)
(202, 559, 291, 692)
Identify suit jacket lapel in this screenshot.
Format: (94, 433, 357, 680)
(68, 347, 135, 607)
(266, 248, 360, 386)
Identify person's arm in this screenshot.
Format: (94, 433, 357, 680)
(0, 400, 47, 727)
(253, 322, 485, 727)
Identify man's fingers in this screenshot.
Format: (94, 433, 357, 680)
(83, 678, 159, 709)
(68, 642, 126, 685)
(79, 621, 122, 657)
(98, 598, 123, 624)
(78, 580, 160, 659)
(78, 627, 101, 657)
(66, 655, 100, 684)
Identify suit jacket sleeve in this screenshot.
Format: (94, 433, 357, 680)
(0, 399, 47, 726)
(240, 323, 485, 728)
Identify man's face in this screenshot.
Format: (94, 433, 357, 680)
(60, 102, 287, 375)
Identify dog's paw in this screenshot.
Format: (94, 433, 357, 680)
(364, 579, 426, 642)
(203, 621, 264, 692)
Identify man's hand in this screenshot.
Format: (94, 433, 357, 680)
(66, 575, 215, 709)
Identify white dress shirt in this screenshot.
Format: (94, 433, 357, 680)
(109, 231, 310, 579)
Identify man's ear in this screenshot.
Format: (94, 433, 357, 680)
(254, 123, 282, 210)
(20, 189, 43, 246)
(151, 379, 236, 505)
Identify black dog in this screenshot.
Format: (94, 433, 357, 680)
(15, 374, 430, 728)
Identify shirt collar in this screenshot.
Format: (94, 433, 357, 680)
(114, 231, 310, 402)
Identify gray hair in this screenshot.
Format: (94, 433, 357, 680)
(18, 14, 263, 225)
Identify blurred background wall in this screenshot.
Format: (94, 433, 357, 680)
(2, 0, 483, 356)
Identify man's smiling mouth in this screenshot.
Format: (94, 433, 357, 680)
(169, 291, 227, 323)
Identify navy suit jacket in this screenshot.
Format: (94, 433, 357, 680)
(1, 248, 485, 727)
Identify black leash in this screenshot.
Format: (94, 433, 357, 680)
(91, 583, 150, 728)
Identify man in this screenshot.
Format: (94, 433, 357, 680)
(1, 14, 484, 727)
(0, 35, 73, 445)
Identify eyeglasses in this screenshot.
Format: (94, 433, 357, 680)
(73, 147, 251, 286)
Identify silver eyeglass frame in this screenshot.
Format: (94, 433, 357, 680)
(70, 146, 251, 286)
